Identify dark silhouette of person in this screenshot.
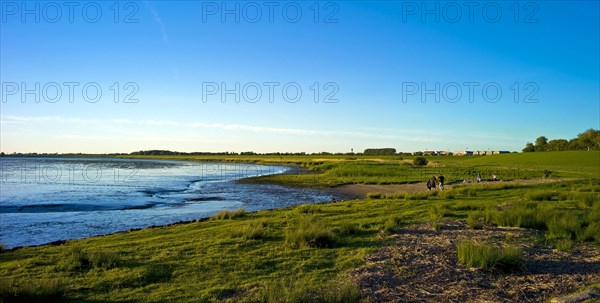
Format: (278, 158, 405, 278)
(438, 174, 445, 190)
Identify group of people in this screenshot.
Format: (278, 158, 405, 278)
(464, 173, 499, 184)
(476, 173, 498, 182)
(426, 173, 499, 190)
(426, 175, 445, 191)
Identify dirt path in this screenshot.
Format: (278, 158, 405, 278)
(350, 220, 600, 303)
(331, 179, 569, 199)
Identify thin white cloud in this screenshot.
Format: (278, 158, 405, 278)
(0, 115, 437, 143)
(144, 1, 169, 43)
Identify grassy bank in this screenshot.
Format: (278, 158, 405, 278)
(1, 152, 599, 302)
(124, 151, 599, 188)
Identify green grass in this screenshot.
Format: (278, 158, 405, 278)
(457, 240, 523, 271)
(0, 278, 66, 303)
(285, 215, 338, 248)
(1, 152, 598, 302)
(210, 208, 247, 220)
(467, 212, 485, 229)
(56, 246, 121, 272)
(126, 151, 598, 187)
(1, 179, 597, 301)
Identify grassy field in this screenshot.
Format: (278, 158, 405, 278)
(0, 151, 599, 302)
(123, 151, 599, 187)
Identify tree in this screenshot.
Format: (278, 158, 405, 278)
(546, 139, 569, 151)
(522, 142, 535, 152)
(575, 129, 600, 150)
(534, 136, 548, 151)
(522, 129, 599, 152)
(413, 156, 428, 166)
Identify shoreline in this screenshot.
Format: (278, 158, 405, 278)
(4, 162, 342, 251)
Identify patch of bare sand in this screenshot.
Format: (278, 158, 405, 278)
(350, 220, 600, 303)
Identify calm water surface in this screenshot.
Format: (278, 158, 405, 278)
(0, 158, 334, 248)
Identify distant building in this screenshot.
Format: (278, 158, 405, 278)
(454, 151, 473, 156)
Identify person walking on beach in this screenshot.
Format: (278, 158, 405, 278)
(438, 174, 445, 190)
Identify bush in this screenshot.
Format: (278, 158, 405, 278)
(210, 208, 246, 220)
(412, 157, 428, 166)
(285, 216, 337, 248)
(457, 240, 522, 272)
(0, 278, 65, 303)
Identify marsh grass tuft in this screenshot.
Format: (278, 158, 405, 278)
(366, 192, 382, 199)
(583, 222, 600, 243)
(525, 190, 557, 201)
(113, 265, 173, 289)
(57, 246, 120, 272)
(0, 278, 65, 303)
(211, 208, 246, 220)
(383, 216, 404, 233)
(333, 223, 359, 236)
(233, 222, 266, 240)
(553, 238, 574, 251)
(457, 240, 522, 272)
(257, 276, 360, 303)
(318, 279, 361, 303)
(285, 216, 338, 248)
(296, 204, 322, 214)
(467, 212, 485, 229)
(429, 203, 452, 220)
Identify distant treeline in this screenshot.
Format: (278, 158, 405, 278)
(523, 129, 600, 152)
(363, 148, 397, 155)
(0, 150, 356, 157)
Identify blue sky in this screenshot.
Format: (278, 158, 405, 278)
(1, 1, 599, 153)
